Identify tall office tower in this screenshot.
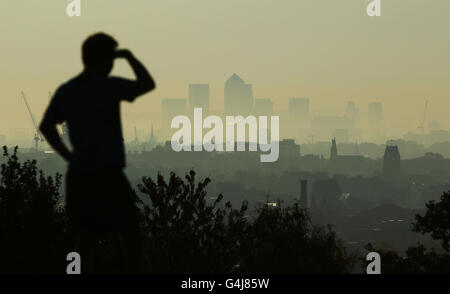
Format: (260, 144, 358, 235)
(368, 102, 382, 127)
(161, 98, 187, 131)
(383, 144, 401, 180)
(254, 98, 274, 116)
(345, 101, 359, 127)
(224, 74, 253, 115)
(289, 97, 309, 127)
(368, 102, 383, 142)
(189, 84, 210, 114)
(148, 125, 157, 148)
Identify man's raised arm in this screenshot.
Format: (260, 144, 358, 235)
(115, 49, 155, 95)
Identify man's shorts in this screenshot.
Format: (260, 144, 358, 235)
(65, 167, 140, 234)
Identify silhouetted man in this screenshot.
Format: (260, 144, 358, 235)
(39, 32, 155, 273)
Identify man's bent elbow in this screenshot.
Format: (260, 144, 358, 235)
(140, 81, 156, 94)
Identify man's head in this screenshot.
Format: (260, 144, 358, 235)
(82, 33, 118, 76)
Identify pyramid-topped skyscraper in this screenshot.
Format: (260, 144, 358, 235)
(224, 74, 253, 115)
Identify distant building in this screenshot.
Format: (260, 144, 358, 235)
(189, 84, 210, 114)
(333, 129, 350, 143)
(254, 98, 273, 116)
(149, 125, 157, 144)
(276, 139, 301, 169)
(368, 102, 382, 127)
(383, 144, 401, 180)
(311, 116, 353, 141)
(368, 102, 382, 142)
(429, 130, 450, 143)
(279, 139, 301, 158)
(330, 138, 338, 160)
(311, 179, 342, 211)
(345, 101, 359, 127)
(224, 74, 253, 115)
(162, 98, 187, 129)
(289, 97, 309, 127)
(142, 125, 158, 151)
(329, 138, 366, 174)
(311, 116, 353, 130)
(404, 129, 450, 145)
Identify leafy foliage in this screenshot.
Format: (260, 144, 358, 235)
(139, 171, 355, 273)
(413, 192, 450, 251)
(363, 192, 450, 273)
(138, 170, 248, 273)
(0, 147, 68, 273)
(238, 202, 355, 273)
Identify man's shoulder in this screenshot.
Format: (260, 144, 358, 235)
(55, 75, 84, 95)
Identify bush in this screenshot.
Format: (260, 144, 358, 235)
(363, 192, 450, 273)
(139, 171, 355, 273)
(0, 146, 68, 273)
(138, 170, 248, 273)
(414, 192, 450, 251)
(238, 202, 355, 273)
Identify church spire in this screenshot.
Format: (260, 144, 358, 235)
(330, 138, 338, 160)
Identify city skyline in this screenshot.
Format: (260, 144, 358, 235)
(3, 73, 448, 147)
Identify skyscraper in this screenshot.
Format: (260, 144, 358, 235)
(189, 84, 210, 114)
(345, 101, 359, 127)
(368, 103, 382, 128)
(161, 98, 187, 130)
(224, 74, 253, 115)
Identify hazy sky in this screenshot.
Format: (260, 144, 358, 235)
(1, 0, 449, 140)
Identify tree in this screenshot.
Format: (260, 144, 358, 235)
(363, 192, 450, 273)
(0, 146, 68, 273)
(138, 170, 248, 273)
(138, 170, 355, 273)
(238, 202, 355, 273)
(413, 191, 450, 251)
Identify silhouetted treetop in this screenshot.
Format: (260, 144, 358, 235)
(413, 191, 450, 251)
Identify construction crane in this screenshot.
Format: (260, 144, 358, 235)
(418, 100, 428, 135)
(21, 91, 44, 151)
